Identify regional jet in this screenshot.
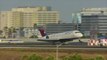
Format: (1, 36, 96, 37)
(37, 29, 83, 44)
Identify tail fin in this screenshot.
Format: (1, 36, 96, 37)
(38, 28, 46, 37)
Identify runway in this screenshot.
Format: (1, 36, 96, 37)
(0, 42, 106, 51)
(0, 38, 106, 51)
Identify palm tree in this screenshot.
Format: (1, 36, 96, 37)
(9, 27, 16, 38)
(3, 26, 8, 38)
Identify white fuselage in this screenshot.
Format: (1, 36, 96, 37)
(40, 30, 83, 40)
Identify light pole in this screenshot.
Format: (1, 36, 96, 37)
(56, 43, 63, 60)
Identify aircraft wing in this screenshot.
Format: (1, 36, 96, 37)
(38, 38, 59, 41)
(37, 38, 77, 44)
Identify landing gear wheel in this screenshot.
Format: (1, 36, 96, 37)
(79, 39, 83, 43)
(46, 35, 49, 39)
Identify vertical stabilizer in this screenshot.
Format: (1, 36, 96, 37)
(38, 28, 46, 37)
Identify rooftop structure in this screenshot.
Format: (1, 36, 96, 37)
(81, 8, 107, 15)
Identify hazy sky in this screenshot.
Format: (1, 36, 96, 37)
(0, 0, 107, 23)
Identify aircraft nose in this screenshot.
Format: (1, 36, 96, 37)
(79, 33, 83, 37)
(76, 33, 83, 38)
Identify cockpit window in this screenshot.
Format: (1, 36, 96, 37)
(65, 32, 70, 34)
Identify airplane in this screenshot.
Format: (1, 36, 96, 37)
(37, 29, 83, 44)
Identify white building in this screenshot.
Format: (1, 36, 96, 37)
(23, 28, 41, 38)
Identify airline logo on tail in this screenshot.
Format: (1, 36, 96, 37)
(38, 29, 46, 37)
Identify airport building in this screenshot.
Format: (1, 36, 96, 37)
(35, 11, 59, 26)
(45, 23, 75, 34)
(0, 11, 22, 29)
(0, 6, 59, 30)
(11, 6, 59, 27)
(0, 11, 8, 30)
(72, 13, 81, 24)
(80, 8, 107, 38)
(12, 6, 59, 27)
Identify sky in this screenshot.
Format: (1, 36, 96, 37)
(0, 0, 107, 23)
